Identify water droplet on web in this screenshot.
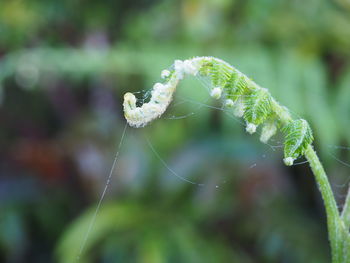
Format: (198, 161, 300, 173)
(249, 163, 257, 169)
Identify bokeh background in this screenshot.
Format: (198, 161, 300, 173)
(1, 0, 350, 262)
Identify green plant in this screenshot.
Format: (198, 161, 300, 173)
(123, 56, 350, 263)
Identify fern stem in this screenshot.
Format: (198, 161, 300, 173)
(304, 145, 342, 263)
(271, 96, 344, 261)
(341, 186, 350, 230)
(341, 187, 350, 263)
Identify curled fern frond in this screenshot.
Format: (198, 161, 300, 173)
(123, 56, 314, 166)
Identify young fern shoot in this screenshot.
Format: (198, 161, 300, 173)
(123, 56, 349, 263)
(123, 57, 312, 165)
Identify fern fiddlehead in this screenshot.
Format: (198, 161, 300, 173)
(123, 56, 347, 262)
(123, 57, 312, 166)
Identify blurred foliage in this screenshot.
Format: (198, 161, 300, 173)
(0, 0, 350, 262)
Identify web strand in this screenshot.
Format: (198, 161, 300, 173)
(77, 122, 128, 261)
(328, 152, 350, 168)
(145, 136, 204, 186)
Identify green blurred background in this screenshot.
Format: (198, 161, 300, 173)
(0, 0, 350, 262)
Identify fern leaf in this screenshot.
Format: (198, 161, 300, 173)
(243, 88, 272, 126)
(283, 119, 313, 164)
(224, 71, 247, 101)
(209, 60, 232, 87)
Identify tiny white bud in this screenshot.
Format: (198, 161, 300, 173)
(190, 57, 203, 72)
(283, 157, 294, 166)
(174, 60, 184, 70)
(224, 99, 234, 108)
(246, 123, 257, 134)
(233, 99, 245, 117)
(260, 122, 277, 143)
(174, 60, 184, 79)
(123, 92, 137, 110)
(161, 70, 170, 79)
(153, 83, 164, 91)
(183, 59, 198, 75)
(210, 87, 222, 99)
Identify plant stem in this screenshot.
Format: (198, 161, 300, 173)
(341, 186, 350, 263)
(304, 145, 342, 263)
(341, 186, 350, 230)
